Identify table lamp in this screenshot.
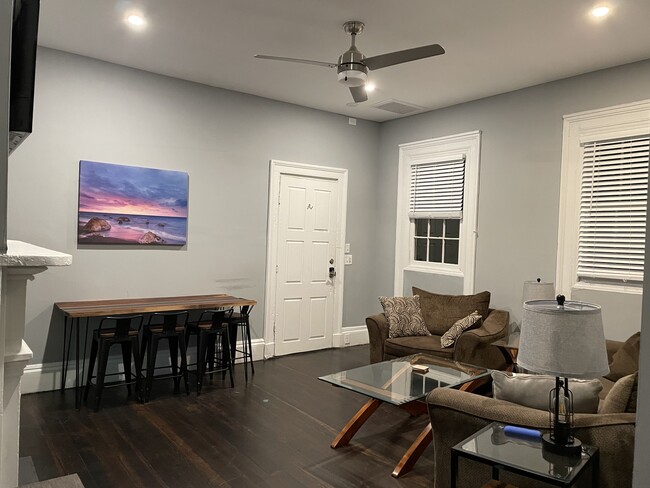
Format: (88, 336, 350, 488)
(522, 278, 555, 303)
(517, 295, 609, 457)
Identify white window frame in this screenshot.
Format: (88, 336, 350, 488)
(394, 131, 481, 295)
(557, 99, 650, 297)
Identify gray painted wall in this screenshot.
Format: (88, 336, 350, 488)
(8, 48, 380, 365)
(374, 59, 650, 340)
(403, 270, 463, 296)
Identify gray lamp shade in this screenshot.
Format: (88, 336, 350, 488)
(518, 300, 609, 379)
(522, 281, 555, 303)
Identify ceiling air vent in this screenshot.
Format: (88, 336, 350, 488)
(372, 99, 427, 115)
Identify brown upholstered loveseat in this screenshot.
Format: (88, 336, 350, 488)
(426, 337, 638, 488)
(366, 288, 510, 370)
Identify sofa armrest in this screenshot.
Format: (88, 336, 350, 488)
(453, 309, 509, 369)
(427, 388, 635, 488)
(365, 314, 389, 364)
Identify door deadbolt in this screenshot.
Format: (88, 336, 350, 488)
(329, 266, 336, 278)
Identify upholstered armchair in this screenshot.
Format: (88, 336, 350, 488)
(426, 337, 639, 488)
(366, 289, 510, 370)
(427, 387, 635, 488)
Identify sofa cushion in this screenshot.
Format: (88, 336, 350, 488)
(440, 311, 482, 348)
(413, 287, 490, 335)
(600, 372, 638, 414)
(379, 296, 431, 339)
(384, 335, 453, 359)
(605, 332, 640, 381)
(491, 371, 602, 413)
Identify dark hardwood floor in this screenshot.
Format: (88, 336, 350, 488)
(20, 346, 434, 487)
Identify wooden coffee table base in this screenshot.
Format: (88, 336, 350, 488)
(329, 373, 491, 478)
(392, 421, 432, 478)
(330, 398, 382, 449)
(330, 397, 430, 478)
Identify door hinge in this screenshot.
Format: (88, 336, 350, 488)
(276, 265, 279, 274)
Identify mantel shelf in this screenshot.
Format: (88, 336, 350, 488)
(0, 240, 72, 268)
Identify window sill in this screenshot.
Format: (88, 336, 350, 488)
(572, 282, 643, 296)
(404, 264, 464, 278)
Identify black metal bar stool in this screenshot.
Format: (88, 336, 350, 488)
(84, 314, 143, 411)
(227, 305, 254, 381)
(140, 311, 190, 402)
(185, 309, 234, 394)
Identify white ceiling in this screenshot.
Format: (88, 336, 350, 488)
(37, 0, 650, 122)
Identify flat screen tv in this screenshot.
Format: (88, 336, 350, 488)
(9, 0, 40, 154)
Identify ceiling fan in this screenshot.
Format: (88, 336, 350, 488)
(255, 21, 445, 103)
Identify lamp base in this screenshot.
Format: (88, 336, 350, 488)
(542, 433, 582, 458)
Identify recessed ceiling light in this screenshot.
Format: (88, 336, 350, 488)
(591, 5, 610, 17)
(126, 14, 145, 27)
(365, 82, 376, 93)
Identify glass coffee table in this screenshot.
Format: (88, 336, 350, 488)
(319, 354, 489, 478)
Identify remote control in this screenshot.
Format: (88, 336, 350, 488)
(503, 425, 542, 439)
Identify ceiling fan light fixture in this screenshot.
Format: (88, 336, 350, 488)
(254, 19, 444, 103)
(337, 69, 368, 87)
(591, 5, 611, 17)
(125, 12, 146, 28)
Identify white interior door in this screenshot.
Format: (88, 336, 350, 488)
(274, 173, 339, 356)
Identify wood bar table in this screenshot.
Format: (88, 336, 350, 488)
(54, 294, 257, 409)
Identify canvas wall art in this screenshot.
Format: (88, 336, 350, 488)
(78, 160, 188, 245)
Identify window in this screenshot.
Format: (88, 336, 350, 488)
(579, 136, 649, 284)
(414, 219, 460, 264)
(557, 100, 650, 295)
(394, 132, 481, 295)
(409, 153, 465, 266)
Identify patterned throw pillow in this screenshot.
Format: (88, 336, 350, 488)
(440, 311, 482, 348)
(379, 296, 430, 339)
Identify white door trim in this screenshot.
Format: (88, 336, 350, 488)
(264, 160, 348, 358)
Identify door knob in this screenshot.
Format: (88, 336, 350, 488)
(329, 266, 336, 278)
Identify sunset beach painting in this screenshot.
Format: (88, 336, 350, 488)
(78, 160, 188, 245)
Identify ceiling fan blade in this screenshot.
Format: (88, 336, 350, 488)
(254, 54, 337, 68)
(349, 86, 368, 103)
(363, 44, 445, 71)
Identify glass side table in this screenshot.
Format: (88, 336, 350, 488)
(451, 422, 599, 487)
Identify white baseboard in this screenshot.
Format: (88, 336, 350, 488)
(22, 332, 369, 393)
(333, 325, 369, 347)
(22, 338, 265, 395)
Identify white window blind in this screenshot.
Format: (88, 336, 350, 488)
(409, 154, 465, 219)
(578, 135, 649, 282)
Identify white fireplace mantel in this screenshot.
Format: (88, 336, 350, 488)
(0, 240, 71, 488)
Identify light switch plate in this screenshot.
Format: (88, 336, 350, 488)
(344, 255, 352, 265)
(345, 243, 350, 253)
